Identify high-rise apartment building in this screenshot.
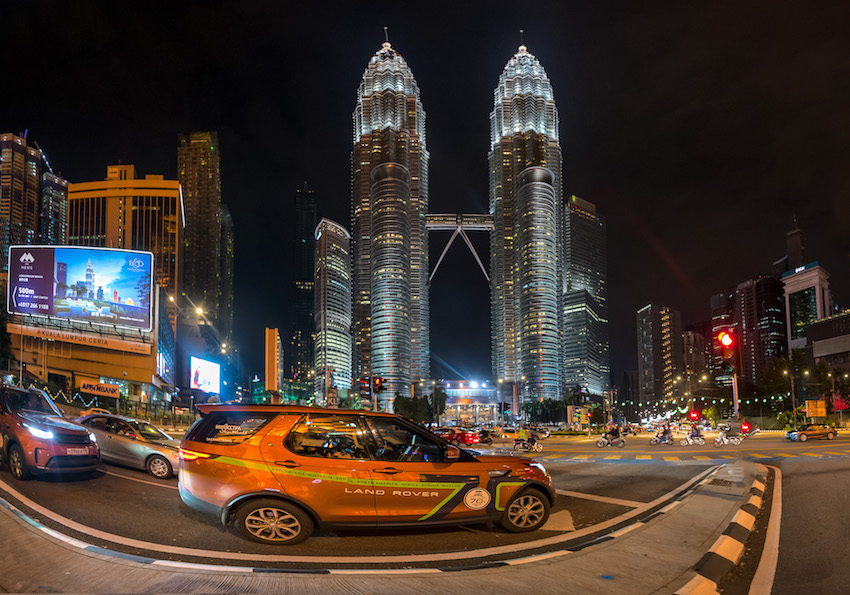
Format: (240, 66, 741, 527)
(733, 276, 786, 387)
(637, 304, 682, 410)
(352, 41, 429, 408)
(782, 262, 832, 351)
(290, 183, 316, 382)
(178, 132, 233, 339)
(68, 165, 183, 299)
(1, 133, 68, 272)
(490, 45, 563, 402)
(314, 218, 352, 404)
(219, 205, 234, 339)
(561, 195, 609, 395)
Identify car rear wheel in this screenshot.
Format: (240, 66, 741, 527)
(8, 444, 31, 481)
(827, 432, 835, 440)
(799, 433, 808, 442)
(146, 454, 173, 479)
(234, 498, 313, 545)
(499, 488, 550, 533)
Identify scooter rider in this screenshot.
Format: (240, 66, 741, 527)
(690, 424, 702, 439)
(661, 424, 673, 443)
(604, 423, 621, 444)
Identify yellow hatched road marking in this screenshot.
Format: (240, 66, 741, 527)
(825, 452, 844, 456)
(543, 454, 560, 459)
(663, 456, 680, 461)
(776, 453, 795, 457)
(693, 456, 712, 460)
(604, 455, 622, 460)
(801, 453, 822, 457)
(572, 455, 591, 460)
(636, 455, 652, 460)
(720, 456, 735, 459)
(747, 454, 770, 458)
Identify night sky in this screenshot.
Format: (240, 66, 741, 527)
(5, 1, 850, 388)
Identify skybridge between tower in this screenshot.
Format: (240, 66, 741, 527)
(425, 213, 493, 283)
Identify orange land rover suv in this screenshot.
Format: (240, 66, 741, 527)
(179, 404, 555, 544)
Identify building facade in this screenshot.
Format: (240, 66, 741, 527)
(734, 276, 786, 387)
(489, 45, 563, 403)
(177, 132, 233, 339)
(1, 133, 68, 273)
(68, 165, 183, 300)
(351, 41, 429, 408)
(637, 304, 682, 411)
(782, 262, 833, 351)
(290, 183, 316, 382)
(314, 218, 352, 405)
(561, 195, 609, 395)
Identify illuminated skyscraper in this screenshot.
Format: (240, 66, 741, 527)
(290, 183, 317, 382)
(314, 218, 352, 404)
(352, 41, 429, 408)
(178, 132, 233, 338)
(637, 304, 683, 411)
(561, 195, 609, 396)
(490, 45, 562, 402)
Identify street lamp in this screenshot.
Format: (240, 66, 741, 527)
(783, 370, 807, 431)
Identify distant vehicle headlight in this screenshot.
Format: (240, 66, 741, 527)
(23, 423, 54, 440)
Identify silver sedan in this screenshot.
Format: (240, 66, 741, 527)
(77, 413, 180, 479)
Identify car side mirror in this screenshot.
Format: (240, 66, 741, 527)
(445, 445, 460, 461)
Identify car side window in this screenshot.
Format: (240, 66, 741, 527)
(284, 414, 369, 459)
(84, 416, 110, 431)
(366, 417, 445, 463)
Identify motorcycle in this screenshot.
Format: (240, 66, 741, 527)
(513, 437, 543, 453)
(649, 432, 675, 446)
(680, 434, 706, 446)
(596, 435, 625, 448)
(478, 429, 494, 445)
(713, 432, 742, 447)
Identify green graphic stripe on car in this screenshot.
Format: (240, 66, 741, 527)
(417, 484, 466, 521)
(495, 482, 526, 511)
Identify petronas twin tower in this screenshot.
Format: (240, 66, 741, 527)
(352, 40, 607, 410)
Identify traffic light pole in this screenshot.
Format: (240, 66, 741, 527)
(732, 372, 740, 419)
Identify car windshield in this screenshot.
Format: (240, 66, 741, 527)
(5, 388, 61, 415)
(129, 421, 172, 441)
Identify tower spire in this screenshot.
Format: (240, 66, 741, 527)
(384, 26, 389, 43)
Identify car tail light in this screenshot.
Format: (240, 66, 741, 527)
(178, 448, 218, 461)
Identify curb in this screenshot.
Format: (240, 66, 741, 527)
(675, 464, 768, 594)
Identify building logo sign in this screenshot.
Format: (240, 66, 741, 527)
(80, 380, 121, 397)
(19, 252, 35, 265)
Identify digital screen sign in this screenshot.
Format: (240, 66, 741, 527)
(7, 246, 153, 331)
(190, 356, 221, 394)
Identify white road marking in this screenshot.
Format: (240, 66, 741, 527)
(555, 489, 642, 508)
(748, 466, 781, 595)
(104, 469, 179, 490)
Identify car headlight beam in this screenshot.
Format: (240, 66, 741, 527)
(22, 423, 54, 440)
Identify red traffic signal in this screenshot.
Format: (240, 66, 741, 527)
(373, 377, 385, 394)
(688, 410, 700, 421)
(717, 330, 736, 361)
(741, 421, 752, 433)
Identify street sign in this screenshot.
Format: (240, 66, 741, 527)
(806, 400, 827, 417)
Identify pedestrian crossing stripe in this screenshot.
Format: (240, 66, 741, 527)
(748, 454, 769, 458)
(663, 456, 680, 461)
(636, 455, 651, 459)
(720, 456, 735, 459)
(801, 453, 822, 457)
(825, 452, 844, 456)
(572, 455, 591, 459)
(543, 455, 560, 459)
(693, 456, 711, 460)
(604, 456, 622, 460)
(776, 453, 795, 457)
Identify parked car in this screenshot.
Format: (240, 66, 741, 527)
(179, 404, 555, 545)
(77, 413, 180, 478)
(0, 384, 100, 480)
(79, 407, 111, 417)
(785, 424, 837, 442)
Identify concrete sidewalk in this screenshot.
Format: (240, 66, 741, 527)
(0, 462, 765, 595)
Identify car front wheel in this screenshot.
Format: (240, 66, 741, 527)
(8, 444, 32, 480)
(799, 433, 808, 442)
(499, 488, 550, 533)
(827, 432, 835, 440)
(146, 454, 173, 479)
(234, 498, 313, 545)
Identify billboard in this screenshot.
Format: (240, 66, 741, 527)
(8, 246, 153, 331)
(190, 356, 221, 394)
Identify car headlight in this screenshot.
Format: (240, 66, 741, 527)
(22, 423, 54, 440)
(529, 462, 547, 474)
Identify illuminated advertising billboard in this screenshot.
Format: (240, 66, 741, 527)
(7, 246, 153, 331)
(190, 356, 221, 394)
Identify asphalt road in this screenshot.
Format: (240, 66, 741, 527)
(0, 456, 707, 568)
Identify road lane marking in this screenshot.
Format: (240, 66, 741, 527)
(636, 455, 651, 460)
(747, 454, 770, 459)
(571, 455, 591, 460)
(555, 489, 643, 508)
(663, 456, 680, 461)
(825, 452, 844, 456)
(604, 455, 622, 460)
(693, 456, 712, 460)
(801, 453, 822, 457)
(103, 470, 179, 490)
(776, 453, 795, 457)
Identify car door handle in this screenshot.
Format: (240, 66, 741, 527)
(275, 460, 301, 468)
(373, 467, 402, 475)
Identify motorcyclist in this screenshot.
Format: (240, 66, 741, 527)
(604, 423, 620, 444)
(690, 424, 702, 438)
(661, 424, 672, 443)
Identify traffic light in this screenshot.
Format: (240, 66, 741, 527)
(741, 421, 752, 434)
(359, 378, 371, 397)
(688, 410, 700, 421)
(717, 330, 735, 361)
(373, 377, 385, 394)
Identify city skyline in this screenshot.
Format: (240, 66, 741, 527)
(4, 2, 849, 385)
